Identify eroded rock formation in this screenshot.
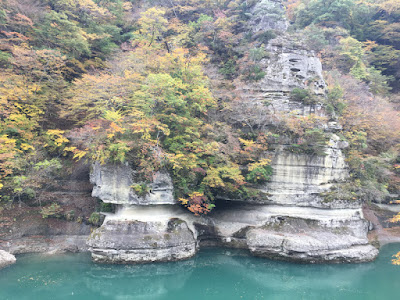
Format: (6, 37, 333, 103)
(87, 0, 378, 264)
(88, 156, 378, 263)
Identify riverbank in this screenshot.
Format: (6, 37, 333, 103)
(1, 201, 399, 266)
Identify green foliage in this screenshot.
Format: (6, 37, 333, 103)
(34, 11, 91, 59)
(290, 88, 317, 104)
(293, 0, 360, 31)
(0, 0, 270, 216)
(289, 128, 329, 156)
(100, 202, 113, 213)
(41, 203, 63, 219)
(301, 24, 329, 52)
(34, 159, 62, 172)
(366, 66, 392, 95)
(325, 85, 347, 116)
(65, 210, 75, 221)
(249, 48, 268, 62)
(291, 0, 400, 92)
(243, 65, 266, 81)
(131, 183, 150, 197)
(219, 59, 237, 79)
(88, 212, 101, 225)
(246, 165, 273, 184)
(253, 0, 285, 24)
(0, 50, 11, 67)
(254, 30, 277, 43)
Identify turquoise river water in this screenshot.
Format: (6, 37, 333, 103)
(1, 243, 400, 300)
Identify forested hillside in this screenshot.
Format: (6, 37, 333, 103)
(0, 0, 399, 218)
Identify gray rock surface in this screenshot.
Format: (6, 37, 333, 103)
(250, 0, 288, 33)
(256, 135, 352, 208)
(6, 235, 90, 254)
(190, 205, 378, 263)
(90, 162, 176, 205)
(88, 217, 197, 263)
(245, 217, 378, 263)
(237, 35, 327, 122)
(0, 250, 16, 269)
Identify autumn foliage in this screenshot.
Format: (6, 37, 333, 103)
(1, 0, 399, 218)
(1, 0, 276, 214)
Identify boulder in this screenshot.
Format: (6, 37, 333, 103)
(0, 250, 16, 269)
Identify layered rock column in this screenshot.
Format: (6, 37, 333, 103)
(197, 0, 378, 262)
(191, 137, 378, 262)
(88, 156, 378, 264)
(87, 163, 197, 263)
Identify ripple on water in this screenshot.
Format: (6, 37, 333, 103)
(0, 244, 400, 300)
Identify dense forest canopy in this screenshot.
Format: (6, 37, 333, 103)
(0, 0, 399, 219)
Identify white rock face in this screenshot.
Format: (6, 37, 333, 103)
(262, 42, 326, 95)
(247, 228, 378, 263)
(88, 158, 377, 264)
(239, 36, 327, 119)
(190, 205, 378, 263)
(90, 162, 176, 205)
(87, 210, 197, 263)
(245, 217, 378, 263)
(0, 250, 16, 269)
(257, 135, 352, 208)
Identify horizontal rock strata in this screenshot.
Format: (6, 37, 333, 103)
(88, 217, 196, 263)
(88, 159, 378, 263)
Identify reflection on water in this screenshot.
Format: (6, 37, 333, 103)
(0, 244, 400, 300)
(85, 259, 194, 300)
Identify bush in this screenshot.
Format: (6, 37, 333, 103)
(325, 85, 346, 117)
(131, 183, 150, 197)
(243, 65, 266, 81)
(100, 202, 114, 213)
(41, 203, 63, 219)
(249, 48, 269, 62)
(88, 212, 101, 225)
(290, 88, 317, 104)
(246, 165, 273, 184)
(219, 59, 237, 79)
(254, 30, 277, 43)
(0, 50, 11, 67)
(65, 210, 75, 221)
(289, 129, 329, 156)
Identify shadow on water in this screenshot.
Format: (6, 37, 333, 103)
(1, 244, 400, 300)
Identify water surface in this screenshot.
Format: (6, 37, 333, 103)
(1, 244, 400, 300)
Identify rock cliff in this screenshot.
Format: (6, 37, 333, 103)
(88, 158, 377, 263)
(87, 0, 378, 264)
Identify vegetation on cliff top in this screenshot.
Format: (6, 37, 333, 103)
(0, 0, 276, 215)
(0, 0, 399, 217)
